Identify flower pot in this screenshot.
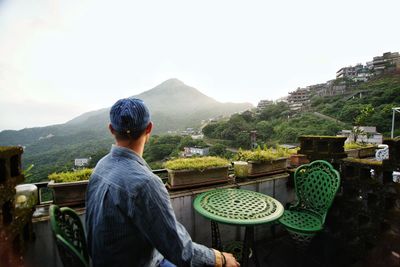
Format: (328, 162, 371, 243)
(166, 166, 230, 190)
(247, 157, 288, 177)
(48, 180, 88, 206)
(289, 154, 309, 167)
(233, 161, 249, 178)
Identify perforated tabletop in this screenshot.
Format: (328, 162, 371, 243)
(193, 189, 284, 225)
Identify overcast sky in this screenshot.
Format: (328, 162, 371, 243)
(0, 0, 399, 131)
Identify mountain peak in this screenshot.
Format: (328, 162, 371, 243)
(159, 78, 185, 87)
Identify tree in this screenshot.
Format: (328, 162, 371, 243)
(236, 132, 251, 149)
(209, 143, 227, 157)
(352, 104, 375, 142)
(256, 121, 274, 141)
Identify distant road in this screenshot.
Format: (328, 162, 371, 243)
(203, 137, 238, 153)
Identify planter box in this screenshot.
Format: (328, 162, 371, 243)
(167, 166, 230, 190)
(289, 154, 309, 167)
(299, 136, 347, 161)
(247, 157, 288, 177)
(47, 180, 88, 206)
(346, 147, 376, 159)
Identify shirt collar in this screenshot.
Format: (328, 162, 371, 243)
(110, 145, 148, 167)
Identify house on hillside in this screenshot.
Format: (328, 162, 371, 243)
(367, 52, 400, 75)
(287, 88, 310, 111)
(336, 64, 370, 82)
(183, 146, 210, 157)
(74, 158, 91, 168)
(338, 126, 383, 144)
(256, 100, 273, 110)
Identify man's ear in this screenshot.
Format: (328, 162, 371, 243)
(145, 122, 153, 135)
(109, 124, 115, 135)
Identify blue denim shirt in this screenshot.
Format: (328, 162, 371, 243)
(85, 145, 215, 267)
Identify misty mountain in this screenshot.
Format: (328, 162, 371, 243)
(65, 78, 253, 135)
(0, 79, 252, 181)
(1, 79, 252, 147)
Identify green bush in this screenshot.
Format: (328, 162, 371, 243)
(236, 146, 293, 162)
(164, 156, 230, 171)
(49, 168, 92, 183)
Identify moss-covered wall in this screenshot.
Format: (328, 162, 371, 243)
(0, 146, 31, 267)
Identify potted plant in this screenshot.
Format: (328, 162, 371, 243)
(164, 156, 230, 189)
(344, 142, 376, 158)
(279, 146, 309, 167)
(47, 168, 92, 206)
(235, 146, 290, 177)
(289, 153, 309, 167)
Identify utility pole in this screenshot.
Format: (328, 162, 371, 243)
(392, 107, 400, 138)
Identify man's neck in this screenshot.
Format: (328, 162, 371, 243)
(115, 138, 145, 157)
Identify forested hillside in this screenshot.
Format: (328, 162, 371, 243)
(203, 73, 400, 148)
(311, 74, 400, 136)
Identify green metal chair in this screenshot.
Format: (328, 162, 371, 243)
(49, 205, 89, 267)
(279, 160, 340, 246)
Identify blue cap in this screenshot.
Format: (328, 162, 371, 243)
(110, 98, 151, 135)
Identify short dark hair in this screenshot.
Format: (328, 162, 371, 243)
(113, 126, 148, 141)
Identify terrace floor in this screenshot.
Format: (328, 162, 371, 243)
(251, 231, 346, 267)
(250, 227, 400, 267)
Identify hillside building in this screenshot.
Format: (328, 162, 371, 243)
(256, 100, 273, 110)
(336, 64, 370, 82)
(74, 158, 91, 168)
(367, 52, 400, 75)
(287, 88, 310, 111)
(183, 146, 209, 157)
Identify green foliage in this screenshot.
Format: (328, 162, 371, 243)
(236, 146, 293, 162)
(203, 100, 348, 146)
(323, 74, 400, 135)
(354, 104, 374, 126)
(164, 156, 230, 171)
(209, 143, 227, 156)
(273, 113, 347, 143)
(23, 132, 113, 183)
(257, 102, 290, 121)
(49, 168, 92, 183)
(22, 164, 34, 178)
(178, 136, 207, 150)
(144, 135, 183, 162)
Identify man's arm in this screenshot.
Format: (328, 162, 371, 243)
(133, 176, 215, 267)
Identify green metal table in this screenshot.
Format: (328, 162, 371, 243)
(193, 188, 284, 267)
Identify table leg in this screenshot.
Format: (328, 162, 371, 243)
(211, 221, 222, 250)
(242, 226, 260, 267)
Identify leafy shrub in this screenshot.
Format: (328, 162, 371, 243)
(49, 168, 92, 183)
(236, 146, 293, 162)
(164, 156, 230, 171)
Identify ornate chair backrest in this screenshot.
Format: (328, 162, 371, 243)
(49, 205, 89, 267)
(294, 160, 340, 222)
